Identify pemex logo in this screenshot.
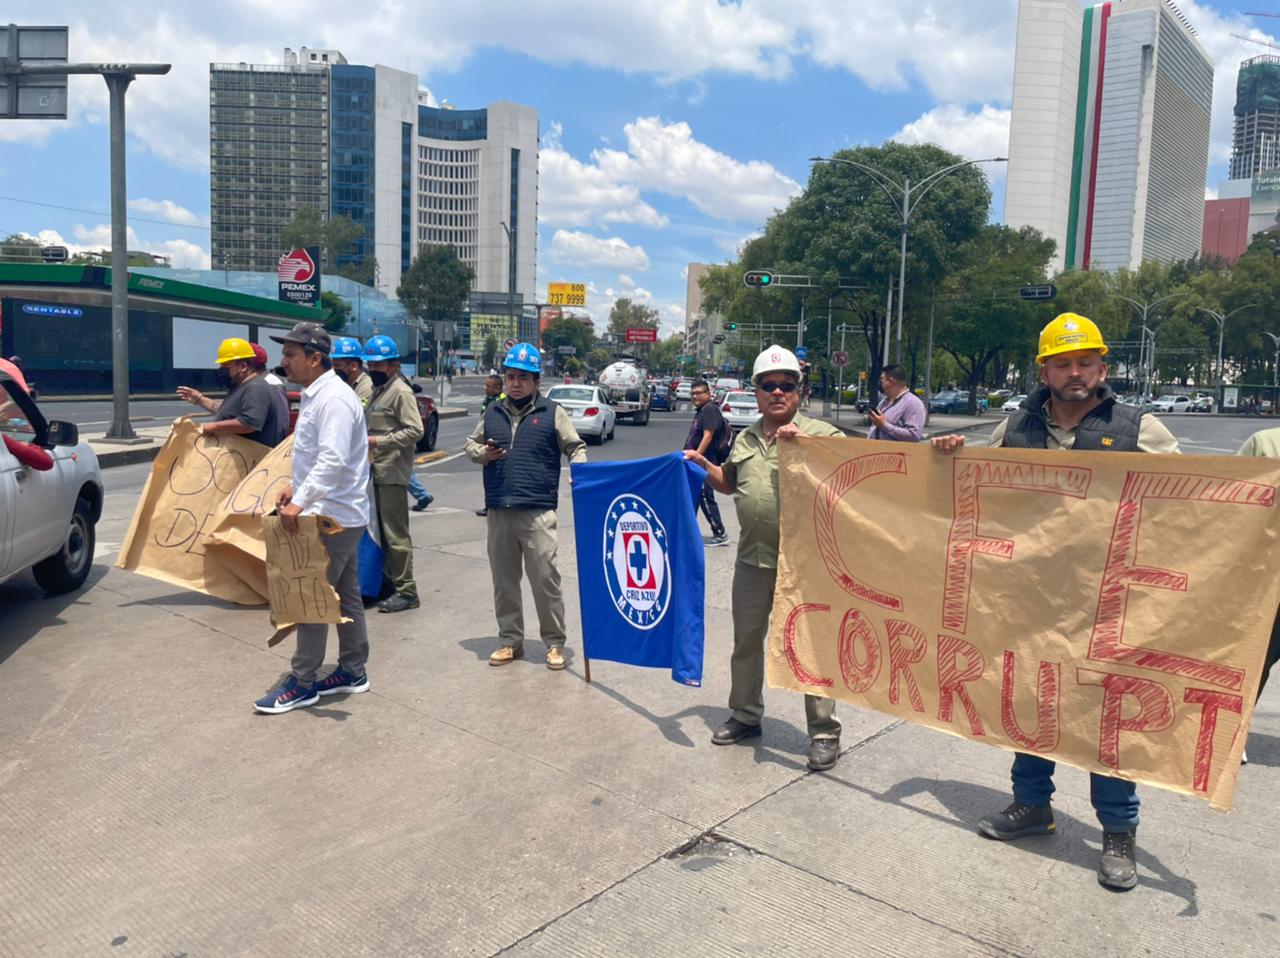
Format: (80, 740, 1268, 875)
(278, 248, 317, 283)
(602, 494, 671, 630)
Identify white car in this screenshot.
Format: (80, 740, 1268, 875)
(675, 380, 693, 401)
(546, 385, 617, 444)
(714, 377, 742, 393)
(0, 374, 103, 594)
(1002, 394, 1028, 413)
(721, 391, 762, 431)
(1151, 395, 1192, 413)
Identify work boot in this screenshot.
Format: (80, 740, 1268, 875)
(1098, 830, 1138, 891)
(977, 801, 1055, 840)
(489, 645, 524, 666)
(412, 495, 434, 512)
(711, 717, 762, 746)
(475, 508, 488, 517)
(378, 593, 420, 613)
(807, 737, 840, 771)
(546, 647, 566, 671)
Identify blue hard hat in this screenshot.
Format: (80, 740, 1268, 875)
(363, 334, 400, 361)
(331, 337, 363, 360)
(503, 342, 542, 374)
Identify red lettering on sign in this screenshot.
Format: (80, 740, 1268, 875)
(1000, 650, 1061, 752)
(1088, 471, 1273, 690)
(886, 619, 927, 712)
(943, 460, 1091, 635)
(1078, 668, 1174, 769)
(838, 609, 882, 694)
(937, 634, 986, 736)
(813, 452, 907, 610)
(1184, 688, 1244, 793)
(781, 603, 834, 688)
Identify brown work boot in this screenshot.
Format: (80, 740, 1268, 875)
(546, 647, 566, 671)
(488, 645, 524, 667)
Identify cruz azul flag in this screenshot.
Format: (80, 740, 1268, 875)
(571, 451, 707, 686)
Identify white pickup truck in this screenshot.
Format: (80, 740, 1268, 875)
(0, 373, 103, 594)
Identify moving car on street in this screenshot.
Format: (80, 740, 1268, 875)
(545, 385, 617, 444)
(0, 372, 103, 595)
(721, 390, 762, 431)
(649, 384, 673, 411)
(1002, 394, 1027, 413)
(1151, 394, 1192, 413)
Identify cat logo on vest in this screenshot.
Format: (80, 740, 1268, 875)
(1101, 437, 1115, 446)
(603, 494, 672, 631)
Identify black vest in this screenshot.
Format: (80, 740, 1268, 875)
(482, 395, 563, 510)
(1002, 386, 1141, 451)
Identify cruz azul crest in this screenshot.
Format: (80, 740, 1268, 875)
(603, 494, 671, 630)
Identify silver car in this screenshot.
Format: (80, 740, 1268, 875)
(545, 385, 617, 444)
(720, 390, 762, 431)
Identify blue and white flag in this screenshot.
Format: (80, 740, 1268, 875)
(571, 452, 707, 686)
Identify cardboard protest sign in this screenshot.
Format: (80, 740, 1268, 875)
(261, 514, 346, 642)
(769, 437, 1280, 811)
(116, 419, 270, 604)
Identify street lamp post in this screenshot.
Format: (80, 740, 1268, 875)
(1114, 293, 1185, 398)
(810, 154, 1007, 365)
(1195, 305, 1256, 415)
(499, 220, 515, 346)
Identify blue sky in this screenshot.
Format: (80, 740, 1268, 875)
(1, 1, 1276, 337)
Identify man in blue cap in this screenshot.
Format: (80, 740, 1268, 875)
(465, 342, 586, 670)
(362, 335, 424, 613)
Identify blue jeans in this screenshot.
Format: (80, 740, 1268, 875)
(408, 472, 430, 504)
(1010, 753, 1139, 832)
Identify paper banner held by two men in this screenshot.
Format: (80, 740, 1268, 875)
(768, 437, 1280, 811)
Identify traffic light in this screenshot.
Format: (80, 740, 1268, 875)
(744, 270, 774, 288)
(722, 322, 738, 331)
(712, 334, 726, 344)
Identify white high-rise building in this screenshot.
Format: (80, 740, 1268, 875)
(1006, 0, 1212, 273)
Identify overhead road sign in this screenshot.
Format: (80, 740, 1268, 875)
(547, 282, 586, 306)
(41, 244, 67, 262)
(0, 25, 68, 119)
(625, 327, 658, 343)
(1019, 284, 1057, 301)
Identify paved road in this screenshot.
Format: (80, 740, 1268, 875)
(3, 405, 1279, 955)
(962, 411, 1272, 454)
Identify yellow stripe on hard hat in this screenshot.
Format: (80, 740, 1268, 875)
(1036, 313, 1108, 363)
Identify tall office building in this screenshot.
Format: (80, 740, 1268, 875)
(1006, 1, 1212, 273)
(1229, 55, 1280, 181)
(210, 48, 538, 306)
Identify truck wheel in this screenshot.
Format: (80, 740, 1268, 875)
(33, 497, 96, 595)
(636, 405, 650, 425)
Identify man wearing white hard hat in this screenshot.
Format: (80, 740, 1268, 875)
(685, 345, 844, 770)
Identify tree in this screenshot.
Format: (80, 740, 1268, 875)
(397, 244, 475, 326)
(647, 334, 684, 376)
(482, 335, 499, 373)
(607, 298, 660, 342)
(587, 347, 611, 372)
(319, 291, 351, 333)
(279, 205, 365, 275)
(542, 316, 595, 359)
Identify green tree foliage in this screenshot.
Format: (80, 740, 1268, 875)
(541, 316, 596, 359)
(607, 297, 660, 341)
(318, 291, 351, 333)
(279, 205, 366, 276)
(647, 334, 685, 376)
(397, 244, 476, 325)
(482, 335, 499, 372)
(587, 347, 611, 373)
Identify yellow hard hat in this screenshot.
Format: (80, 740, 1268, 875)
(1036, 313, 1108, 363)
(216, 337, 255, 365)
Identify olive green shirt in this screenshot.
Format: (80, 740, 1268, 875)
(352, 371, 373, 407)
(1237, 427, 1280, 459)
(367, 375, 424, 485)
(722, 413, 843, 569)
(987, 409, 1179, 453)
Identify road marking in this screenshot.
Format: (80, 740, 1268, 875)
(418, 449, 467, 469)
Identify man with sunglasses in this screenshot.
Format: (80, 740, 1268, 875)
(685, 346, 843, 770)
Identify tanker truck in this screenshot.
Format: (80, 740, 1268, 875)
(597, 359, 651, 425)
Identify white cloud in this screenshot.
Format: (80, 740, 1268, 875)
(28, 224, 210, 269)
(540, 124, 668, 229)
(128, 198, 207, 226)
(890, 104, 1011, 176)
(549, 230, 650, 271)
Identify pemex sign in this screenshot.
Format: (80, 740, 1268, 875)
(278, 246, 321, 306)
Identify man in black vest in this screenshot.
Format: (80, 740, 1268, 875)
(932, 312, 1178, 892)
(465, 343, 587, 671)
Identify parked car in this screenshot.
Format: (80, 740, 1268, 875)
(649, 384, 672, 411)
(1150, 394, 1192, 413)
(0, 373, 103, 594)
(1189, 394, 1214, 413)
(1002, 394, 1028, 413)
(989, 388, 1014, 403)
(929, 390, 972, 414)
(412, 388, 440, 452)
(721, 390, 762, 431)
(545, 385, 617, 444)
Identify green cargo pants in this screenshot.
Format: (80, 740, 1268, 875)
(375, 483, 417, 600)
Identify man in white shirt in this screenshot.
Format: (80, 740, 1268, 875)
(254, 321, 372, 714)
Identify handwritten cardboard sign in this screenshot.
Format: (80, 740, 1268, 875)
(768, 437, 1280, 811)
(116, 419, 270, 605)
(261, 513, 346, 636)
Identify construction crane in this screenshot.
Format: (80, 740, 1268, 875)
(1233, 33, 1280, 50)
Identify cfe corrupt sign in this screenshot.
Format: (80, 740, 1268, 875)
(768, 437, 1280, 811)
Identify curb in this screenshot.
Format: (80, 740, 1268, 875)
(95, 443, 163, 470)
(437, 407, 468, 419)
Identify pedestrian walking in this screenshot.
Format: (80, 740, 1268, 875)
(362, 335, 424, 613)
(465, 343, 586, 671)
(177, 338, 289, 447)
(332, 337, 374, 405)
(932, 312, 1178, 891)
(256, 321, 371, 714)
(683, 379, 730, 545)
(475, 374, 504, 518)
(684, 345, 843, 771)
(868, 364, 926, 442)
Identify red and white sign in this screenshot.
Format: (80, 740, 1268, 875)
(832, 350, 850, 368)
(625, 327, 658, 344)
(504, 339, 517, 350)
(277, 248, 317, 283)
(277, 246, 321, 306)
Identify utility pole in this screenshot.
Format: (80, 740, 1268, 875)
(1196, 305, 1257, 415)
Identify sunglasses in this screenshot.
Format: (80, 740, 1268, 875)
(756, 379, 798, 394)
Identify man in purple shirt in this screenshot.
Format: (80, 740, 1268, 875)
(868, 364, 926, 442)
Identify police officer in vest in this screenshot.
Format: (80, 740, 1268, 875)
(464, 343, 587, 670)
(932, 312, 1178, 892)
(363, 335, 424, 614)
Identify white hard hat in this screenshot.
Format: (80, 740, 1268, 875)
(752, 345, 802, 383)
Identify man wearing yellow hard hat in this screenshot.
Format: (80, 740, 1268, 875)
(933, 312, 1177, 892)
(177, 337, 289, 447)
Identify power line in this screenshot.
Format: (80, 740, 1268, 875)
(0, 194, 210, 231)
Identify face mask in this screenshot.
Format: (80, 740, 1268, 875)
(216, 367, 235, 388)
(368, 370, 389, 388)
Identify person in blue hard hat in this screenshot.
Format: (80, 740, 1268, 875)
(331, 337, 374, 406)
(465, 342, 586, 670)
(362, 335, 424, 613)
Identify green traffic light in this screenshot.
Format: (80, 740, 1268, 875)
(759, 274, 770, 285)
